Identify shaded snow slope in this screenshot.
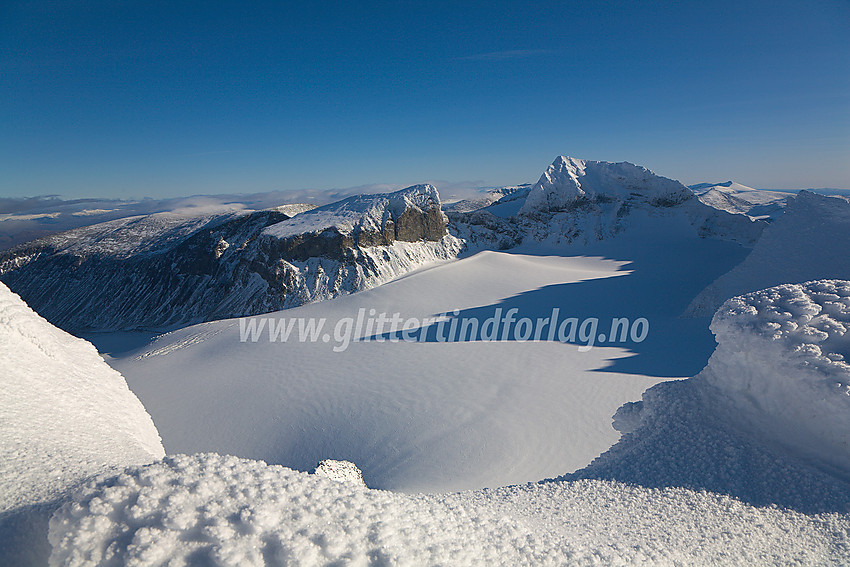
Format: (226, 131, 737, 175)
(0, 282, 163, 566)
(49, 453, 850, 566)
(568, 280, 850, 514)
(687, 191, 850, 316)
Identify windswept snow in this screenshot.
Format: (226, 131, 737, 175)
(693, 181, 789, 220)
(569, 280, 850, 513)
(48, 453, 849, 566)
(687, 190, 850, 316)
(0, 282, 163, 566)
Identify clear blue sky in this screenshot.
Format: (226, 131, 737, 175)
(2, 0, 848, 199)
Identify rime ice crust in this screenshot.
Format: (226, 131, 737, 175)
(703, 279, 850, 472)
(312, 459, 367, 486)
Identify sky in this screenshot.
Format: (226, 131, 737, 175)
(1, 0, 848, 199)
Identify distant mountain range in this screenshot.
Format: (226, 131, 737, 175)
(2, 156, 847, 333)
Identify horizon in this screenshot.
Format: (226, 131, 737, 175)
(2, 1, 848, 200)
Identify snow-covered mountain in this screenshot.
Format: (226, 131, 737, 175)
(0, 185, 461, 332)
(0, 158, 771, 333)
(686, 190, 850, 316)
(691, 181, 789, 220)
(450, 156, 766, 250)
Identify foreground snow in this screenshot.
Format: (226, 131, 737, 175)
(0, 283, 163, 566)
(49, 453, 848, 567)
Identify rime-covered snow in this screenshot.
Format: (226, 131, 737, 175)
(48, 452, 849, 566)
(687, 191, 850, 316)
(569, 280, 850, 513)
(0, 282, 164, 566)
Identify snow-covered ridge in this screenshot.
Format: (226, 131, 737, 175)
(0, 282, 164, 565)
(0, 187, 459, 332)
(520, 156, 693, 215)
(693, 181, 789, 220)
(686, 190, 850, 317)
(265, 184, 446, 241)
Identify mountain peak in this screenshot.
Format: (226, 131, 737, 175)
(520, 156, 692, 215)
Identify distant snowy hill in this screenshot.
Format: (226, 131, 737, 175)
(686, 190, 850, 316)
(0, 282, 163, 566)
(690, 181, 789, 220)
(0, 186, 461, 332)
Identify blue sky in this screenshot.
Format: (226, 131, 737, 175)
(1, 0, 848, 199)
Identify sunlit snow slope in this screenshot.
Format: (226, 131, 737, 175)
(0, 282, 163, 566)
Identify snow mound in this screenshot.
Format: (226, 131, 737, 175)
(520, 156, 692, 215)
(264, 184, 445, 239)
(687, 191, 850, 316)
(49, 453, 849, 566)
(312, 459, 366, 486)
(706, 280, 850, 473)
(0, 282, 163, 565)
(570, 280, 850, 512)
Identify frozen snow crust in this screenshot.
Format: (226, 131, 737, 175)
(48, 453, 849, 567)
(569, 280, 850, 513)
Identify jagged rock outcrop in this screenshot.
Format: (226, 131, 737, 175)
(0, 186, 460, 332)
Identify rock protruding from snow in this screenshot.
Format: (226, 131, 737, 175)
(264, 184, 447, 243)
(0, 282, 164, 565)
(569, 280, 850, 512)
(520, 156, 693, 215)
(686, 191, 850, 317)
(312, 459, 367, 486)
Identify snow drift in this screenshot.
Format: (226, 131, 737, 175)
(0, 282, 164, 566)
(687, 191, 850, 316)
(48, 453, 848, 566)
(570, 279, 850, 513)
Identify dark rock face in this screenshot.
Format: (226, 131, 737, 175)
(0, 191, 452, 332)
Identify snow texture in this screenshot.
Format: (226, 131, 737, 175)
(0, 282, 164, 566)
(48, 453, 849, 566)
(569, 280, 850, 514)
(687, 191, 850, 316)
